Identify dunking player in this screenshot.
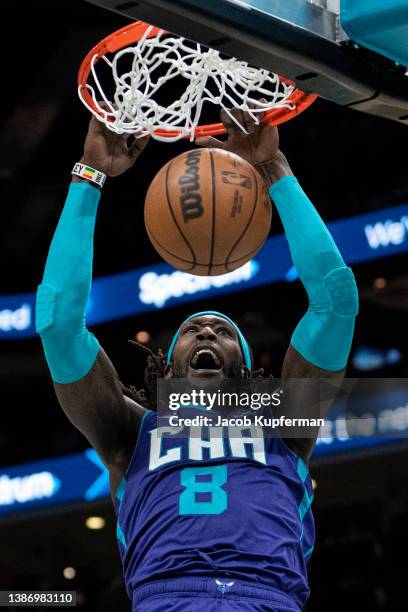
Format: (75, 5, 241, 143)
(36, 109, 358, 611)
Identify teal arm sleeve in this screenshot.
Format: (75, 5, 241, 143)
(35, 182, 101, 383)
(270, 176, 359, 371)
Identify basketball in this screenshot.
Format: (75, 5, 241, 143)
(144, 148, 272, 276)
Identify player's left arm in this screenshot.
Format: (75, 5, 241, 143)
(196, 108, 359, 462)
(259, 152, 358, 461)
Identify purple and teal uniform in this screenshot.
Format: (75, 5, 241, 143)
(114, 408, 315, 611)
(35, 166, 355, 609)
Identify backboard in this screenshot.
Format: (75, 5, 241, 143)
(83, 0, 408, 123)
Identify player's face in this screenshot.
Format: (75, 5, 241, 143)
(167, 315, 246, 381)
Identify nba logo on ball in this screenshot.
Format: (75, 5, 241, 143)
(144, 148, 271, 276)
(221, 170, 252, 189)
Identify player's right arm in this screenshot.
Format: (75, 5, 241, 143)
(35, 116, 149, 492)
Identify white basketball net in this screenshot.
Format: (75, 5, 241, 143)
(79, 26, 296, 142)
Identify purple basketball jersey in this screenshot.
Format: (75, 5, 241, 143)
(114, 409, 315, 609)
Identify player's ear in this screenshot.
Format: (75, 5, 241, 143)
(164, 363, 173, 379)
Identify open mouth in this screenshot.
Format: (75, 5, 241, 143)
(190, 348, 222, 371)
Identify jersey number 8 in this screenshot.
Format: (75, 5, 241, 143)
(179, 465, 228, 515)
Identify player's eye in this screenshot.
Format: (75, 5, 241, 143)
(217, 327, 232, 336)
(183, 326, 197, 334)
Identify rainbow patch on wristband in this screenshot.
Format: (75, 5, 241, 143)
(71, 162, 106, 187)
(83, 166, 97, 180)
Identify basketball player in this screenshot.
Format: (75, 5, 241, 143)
(36, 108, 358, 611)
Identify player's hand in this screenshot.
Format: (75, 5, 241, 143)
(80, 114, 150, 177)
(195, 101, 280, 168)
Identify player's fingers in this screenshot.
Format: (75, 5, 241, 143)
(87, 104, 117, 137)
(128, 134, 150, 157)
(94, 100, 116, 121)
(241, 107, 258, 133)
(245, 98, 270, 128)
(195, 136, 225, 149)
(221, 107, 256, 134)
(256, 98, 268, 124)
(98, 100, 112, 111)
(220, 108, 238, 132)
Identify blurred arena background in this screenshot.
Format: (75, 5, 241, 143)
(1, 1, 408, 610)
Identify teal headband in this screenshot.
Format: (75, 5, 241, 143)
(166, 310, 252, 370)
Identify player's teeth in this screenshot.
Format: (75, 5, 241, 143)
(191, 349, 220, 368)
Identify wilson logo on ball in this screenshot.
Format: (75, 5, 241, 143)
(179, 150, 204, 223)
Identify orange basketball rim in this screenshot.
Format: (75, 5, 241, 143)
(78, 21, 318, 141)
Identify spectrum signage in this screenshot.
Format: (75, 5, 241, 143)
(0, 449, 109, 516)
(138, 261, 260, 308)
(1, 203, 407, 339)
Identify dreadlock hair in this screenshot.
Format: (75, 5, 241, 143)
(121, 339, 266, 410)
(120, 340, 166, 409)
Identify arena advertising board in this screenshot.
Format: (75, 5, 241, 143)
(0, 449, 109, 518)
(1, 203, 407, 339)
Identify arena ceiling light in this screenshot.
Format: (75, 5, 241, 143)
(85, 516, 106, 530)
(63, 567, 76, 580)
